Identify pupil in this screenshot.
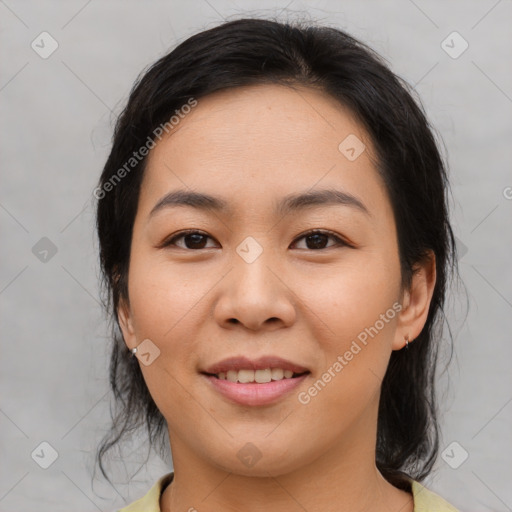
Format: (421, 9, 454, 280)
(307, 234, 327, 249)
(187, 234, 206, 249)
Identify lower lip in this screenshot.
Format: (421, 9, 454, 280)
(202, 373, 309, 406)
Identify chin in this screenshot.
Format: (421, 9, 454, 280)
(219, 456, 301, 478)
(206, 436, 310, 478)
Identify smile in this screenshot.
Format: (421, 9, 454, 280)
(212, 368, 307, 383)
(201, 355, 311, 406)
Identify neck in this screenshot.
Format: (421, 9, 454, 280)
(160, 428, 413, 512)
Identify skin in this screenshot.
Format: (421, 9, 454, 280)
(118, 84, 436, 512)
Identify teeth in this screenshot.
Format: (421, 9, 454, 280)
(238, 369, 254, 383)
(255, 369, 271, 383)
(226, 370, 238, 382)
(216, 368, 300, 383)
(271, 368, 284, 380)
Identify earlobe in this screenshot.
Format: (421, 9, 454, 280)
(117, 298, 137, 349)
(393, 251, 437, 350)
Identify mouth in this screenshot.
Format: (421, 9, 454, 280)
(202, 368, 309, 383)
(200, 355, 311, 406)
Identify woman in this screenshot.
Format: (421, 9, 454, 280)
(95, 17, 460, 511)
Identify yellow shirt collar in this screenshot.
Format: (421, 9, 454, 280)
(119, 472, 459, 511)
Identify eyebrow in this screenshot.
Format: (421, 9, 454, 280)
(148, 188, 370, 219)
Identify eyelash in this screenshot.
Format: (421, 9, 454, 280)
(160, 229, 349, 251)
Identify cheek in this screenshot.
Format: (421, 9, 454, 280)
(126, 257, 208, 403)
(301, 253, 401, 338)
(297, 257, 402, 409)
(296, 269, 400, 420)
(128, 256, 208, 340)
(127, 259, 210, 423)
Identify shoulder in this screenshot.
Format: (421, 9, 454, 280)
(411, 480, 460, 512)
(116, 472, 174, 512)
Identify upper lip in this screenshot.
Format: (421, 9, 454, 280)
(202, 356, 310, 375)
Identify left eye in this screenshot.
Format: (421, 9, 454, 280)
(161, 230, 346, 250)
(292, 230, 346, 250)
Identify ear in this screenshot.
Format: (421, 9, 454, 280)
(117, 297, 137, 350)
(393, 250, 437, 350)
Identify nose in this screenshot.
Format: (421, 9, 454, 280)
(213, 248, 296, 331)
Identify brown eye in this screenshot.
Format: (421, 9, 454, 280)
(293, 230, 347, 250)
(163, 230, 217, 250)
(161, 229, 348, 251)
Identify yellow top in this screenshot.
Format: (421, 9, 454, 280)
(118, 472, 459, 511)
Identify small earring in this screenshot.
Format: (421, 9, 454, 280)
(130, 347, 137, 356)
(404, 334, 409, 350)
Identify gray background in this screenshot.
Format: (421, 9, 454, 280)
(1, 1, 511, 511)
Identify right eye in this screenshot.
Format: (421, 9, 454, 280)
(161, 230, 218, 250)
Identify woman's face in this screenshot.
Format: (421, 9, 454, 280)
(118, 84, 427, 476)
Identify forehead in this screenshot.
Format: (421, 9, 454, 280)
(151, 83, 367, 155)
(139, 84, 389, 219)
